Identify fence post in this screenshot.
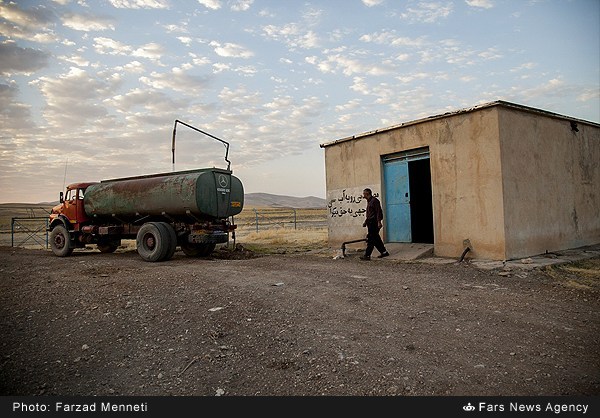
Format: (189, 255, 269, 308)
(11, 217, 14, 247)
(293, 209, 297, 230)
(253, 208, 258, 232)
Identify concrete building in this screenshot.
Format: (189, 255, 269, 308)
(320, 101, 600, 261)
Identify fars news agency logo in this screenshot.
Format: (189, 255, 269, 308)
(463, 403, 476, 412)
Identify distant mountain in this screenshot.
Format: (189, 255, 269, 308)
(3, 194, 326, 210)
(0, 202, 56, 208)
(244, 193, 326, 209)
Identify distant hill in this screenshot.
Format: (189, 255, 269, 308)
(1, 193, 327, 210)
(244, 193, 326, 209)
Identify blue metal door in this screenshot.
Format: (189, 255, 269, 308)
(383, 159, 411, 242)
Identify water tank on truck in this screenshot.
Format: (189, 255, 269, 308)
(47, 121, 244, 262)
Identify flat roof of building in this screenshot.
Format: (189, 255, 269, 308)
(320, 100, 599, 148)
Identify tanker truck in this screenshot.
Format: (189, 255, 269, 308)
(47, 121, 244, 262)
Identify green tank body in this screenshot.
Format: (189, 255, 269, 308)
(83, 168, 244, 221)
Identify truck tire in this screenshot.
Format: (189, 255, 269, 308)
(50, 225, 73, 257)
(156, 222, 177, 261)
(136, 222, 172, 262)
(181, 242, 216, 257)
(97, 239, 120, 253)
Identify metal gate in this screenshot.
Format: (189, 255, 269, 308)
(11, 217, 49, 249)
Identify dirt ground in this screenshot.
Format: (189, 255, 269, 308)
(0, 244, 598, 397)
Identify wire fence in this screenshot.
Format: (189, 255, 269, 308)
(1, 206, 329, 248)
(0, 206, 52, 249)
(236, 208, 327, 233)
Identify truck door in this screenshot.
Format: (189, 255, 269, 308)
(62, 188, 88, 229)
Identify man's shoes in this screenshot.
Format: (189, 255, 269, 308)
(377, 251, 390, 258)
(359, 255, 371, 261)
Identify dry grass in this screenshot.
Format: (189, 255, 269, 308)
(91, 228, 330, 255)
(0, 205, 53, 232)
(231, 206, 328, 253)
(234, 228, 328, 253)
(543, 257, 600, 289)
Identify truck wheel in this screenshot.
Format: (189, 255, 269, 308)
(50, 225, 73, 257)
(97, 239, 120, 253)
(136, 222, 171, 262)
(156, 222, 177, 261)
(181, 242, 216, 257)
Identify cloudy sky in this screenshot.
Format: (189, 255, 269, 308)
(1, 0, 598, 204)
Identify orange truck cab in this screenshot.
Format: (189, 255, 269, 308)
(48, 182, 98, 256)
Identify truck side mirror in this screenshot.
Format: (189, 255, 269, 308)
(59, 191, 64, 203)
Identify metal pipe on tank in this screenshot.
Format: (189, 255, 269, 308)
(171, 120, 231, 171)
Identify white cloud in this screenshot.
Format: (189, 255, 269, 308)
(218, 86, 261, 105)
(62, 13, 115, 31)
(188, 53, 211, 66)
(59, 54, 90, 67)
(263, 23, 300, 39)
(109, 0, 169, 9)
(465, 0, 494, 9)
(396, 72, 430, 83)
(233, 65, 257, 76)
(197, 0, 221, 10)
(120, 60, 145, 73)
(93, 38, 163, 62)
(362, 0, 384, 6)
(139, 68, 210, 95)
(478, 47, 502, 60)
(516, 77, 591, 104)
(212, 62, 230, 73)
(510, 62, 536, 72)
(30, 67, 120, 128)
(400, 2, 453, 23)
(335, 99, 362, 112)
(210, 41, 253, 58)
(163, 24, 189, 34)
(230, 0, 254, 12)
(93, 37, 132, 55)
(108, 88, 190, 116)
(305, 54, 394, 77)
(132, 42, 164, 61)
(256, 95, 324, 152)
(349, 77, 369, 95)
(299, 31, 319, 49)
(360, 31, 426, 48)
(576, 88, 599, 103)
(258, 9, 274, 18)
(177, 36, 193, 46)
(522, 78, 572, 100)
(260, 10, 322, 50)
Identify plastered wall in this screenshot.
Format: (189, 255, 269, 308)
(499, 109, 600, 259)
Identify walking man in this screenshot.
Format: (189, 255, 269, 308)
(360, 188, 389, 260)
